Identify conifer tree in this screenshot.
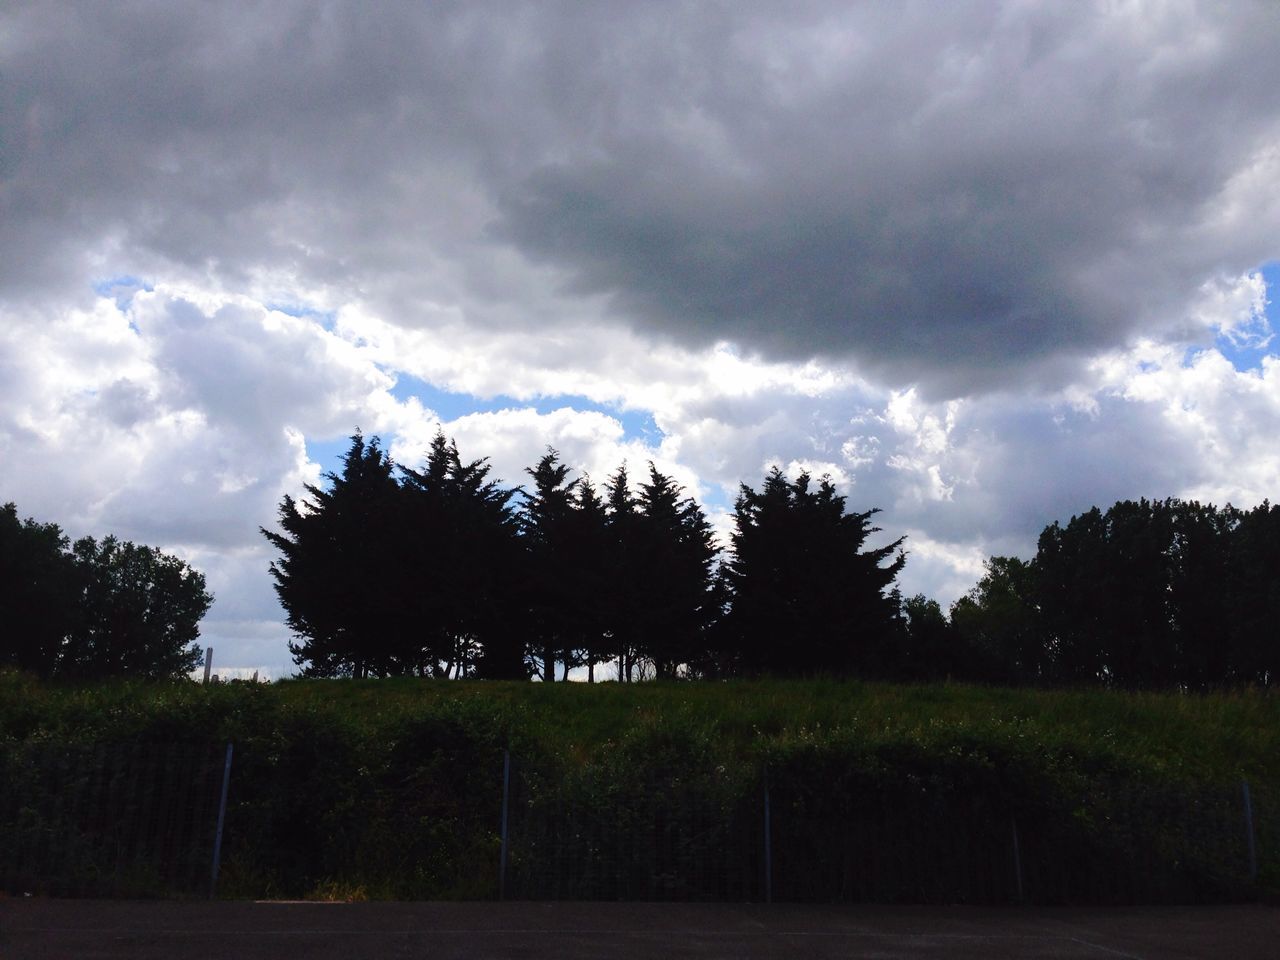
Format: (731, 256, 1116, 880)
(520, 449, 580, 681)
(722, 467, 905, 676)
(263, 432, 403, 677)
(604, 465, 643, 681)
(400, 431, 524, 679)
(631, 464, 720, 679)
(571, 475, 613, 681)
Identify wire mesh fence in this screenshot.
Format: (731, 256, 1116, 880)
(0, 740, 230, 898)
(767, 777, 1264, 904)
(0, 739, 1272, 903)
(504, 755, 766, 901)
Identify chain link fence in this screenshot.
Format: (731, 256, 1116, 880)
(0, 741, 230, 898)
(1, 740, 1272, 903)
(504, 755, 765, 900)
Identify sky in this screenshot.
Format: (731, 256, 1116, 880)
(3, 1, 1279, 678)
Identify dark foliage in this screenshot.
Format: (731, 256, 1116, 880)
(60, 536, 209, 680)
(2, 677, 1270, 903)
(262, 431, 1280, 689)
(949, 556, 1045, 684)
(519, 451, 613, 681)
(399, 432, 524, 679)
(1, 502, 209, 680)
(263, 433, 406, 678)
(630, 464, 721, 678)
(0, 503, 80, 677)
(954, 499, 1280, 689)
(719, 468, 905, 676)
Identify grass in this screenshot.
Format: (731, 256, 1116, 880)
(4, 672, 1276, 786)
(4, 672, 1276, 902)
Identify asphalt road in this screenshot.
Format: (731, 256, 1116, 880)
(2, 900, 1276, 959)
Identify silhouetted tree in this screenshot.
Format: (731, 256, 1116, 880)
(949, 556, 1045, 684)
(1227, 501, 1280, 686)
(721, 468, 905, 676)
(896, 593, 957, 681)
(1033, 498, 1267, 689)
(2, 502, 211, 680)
(516, 454, 617, 681)
(570, 476, 614, 681)
(520, 450, 580, 681)
(604, 465, 643, 681)
(263, 432, 405, 677)
(1039, 499, 1208, 686)
(401, 432, 524, 679)
(60, 536, 211, 680)
(628, 464, 720, 678)
(0, 502, 81, 677)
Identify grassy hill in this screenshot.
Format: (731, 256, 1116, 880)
(2, 672, 1276, 902)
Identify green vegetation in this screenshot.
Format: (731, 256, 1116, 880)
(0, 503, 212, 680)
(2, 672, 1276, 902)
(5, 673, 1277, 782)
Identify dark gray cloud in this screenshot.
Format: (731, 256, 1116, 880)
(3, 1, 1279, 392)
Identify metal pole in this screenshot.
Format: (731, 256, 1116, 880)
(1242, 779, 1257, 883)
(499, 749, 511, 900)
(763, 778, 773, 904)
(203, 647, 213, 684)
(1011, 816, 1025, 903)
(209, 742, 233, 899)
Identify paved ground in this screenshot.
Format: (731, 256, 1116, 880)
(1, 899, 1276, 959)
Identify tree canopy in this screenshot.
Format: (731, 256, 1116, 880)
(262, 433, 1279, 690)
(265, 437, 903, 681)
(719, 467, 905, 676)
(947, 499, 1280, 689)
(1, 502, 211, 680)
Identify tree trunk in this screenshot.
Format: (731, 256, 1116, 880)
(543, 648, 555, 682)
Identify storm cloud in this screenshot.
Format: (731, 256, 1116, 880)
(5, 1, 1278, 389)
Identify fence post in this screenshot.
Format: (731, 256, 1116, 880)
(1242, 779, 1257, 883)
(209, 742, 233, 899)
(1010, 816, 1025, 904)
(763, 775, 773, 904)
(499, 749, 511, 900)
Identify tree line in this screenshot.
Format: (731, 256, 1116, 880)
(5, 432, 1275, 689)
(265, 433, 1279, 689)
(263, 432, 905, 681)
(0, 503, 212, 679)
(936, 498, 1280, 689)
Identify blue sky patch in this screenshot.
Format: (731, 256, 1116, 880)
(303, 436, 360, 482)
(303, 374, 665, 482)
(1213, 262, 1277, 372)
(265, 302, 337, 330)
(389, 373, 663, 444)
(92, 276, 153, 312)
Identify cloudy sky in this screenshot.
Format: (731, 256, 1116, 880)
(3, 1, 1279, 676)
